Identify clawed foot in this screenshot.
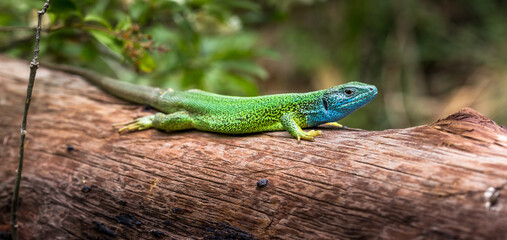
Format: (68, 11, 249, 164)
(113, 115, 155, 133)
(297, 130, 322, 142)
(325, 122, 343, 128)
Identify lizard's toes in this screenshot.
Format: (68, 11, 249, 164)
(325, 122, 343, 128)
(115, 115, 154, 133)
(299, 130, 322, 141)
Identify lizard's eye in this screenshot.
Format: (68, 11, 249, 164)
(344, 89, 354, 96)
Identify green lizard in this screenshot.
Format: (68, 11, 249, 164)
(45, 64, 377, 141)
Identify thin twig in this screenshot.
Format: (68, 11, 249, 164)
(10, 1, 51, 240)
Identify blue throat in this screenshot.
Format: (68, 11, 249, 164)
(304, 92, 375, 127)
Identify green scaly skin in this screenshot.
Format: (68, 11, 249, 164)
(44, 64, 378, 141)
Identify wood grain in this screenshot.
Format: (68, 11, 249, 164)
(0, 55, 506, 240)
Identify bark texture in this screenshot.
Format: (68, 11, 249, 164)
(0, 55, 506, 240)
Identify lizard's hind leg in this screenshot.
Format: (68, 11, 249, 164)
(116, 111, 194, 132)
(153, 111, 194, 132)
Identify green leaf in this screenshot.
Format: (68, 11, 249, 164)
(202, 67, 223, 92)
(182, 69, 204, 88)
(218, 0, 260, 12)
(258, 48, 280, 60)
(87, 29, 122, 57)
(80, 42, 98, 61)
(116, 16, 132, 31)
(225, 74, 258, 96)
(50, 0, 77, 13)
(47, 0, 80, 21)
(218, 61, 268, 80)
(84, 14, 112, 30)
(138, 53, 157, 73)
(129, 1, 150, 21)
(202, 66, 258, 96)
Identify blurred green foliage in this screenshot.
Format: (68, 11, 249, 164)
(262, 0, 507, 129)
(0, 0, 273, 96)
(1, 0, 506, 130)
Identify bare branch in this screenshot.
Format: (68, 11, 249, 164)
(10, 1, 51, 239)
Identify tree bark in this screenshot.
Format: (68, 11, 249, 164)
(0, 55, 506, 240)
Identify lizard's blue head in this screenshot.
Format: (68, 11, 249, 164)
(319, 81, 377, 123)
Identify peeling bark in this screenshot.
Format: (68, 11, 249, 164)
(0, 56, 506, 240)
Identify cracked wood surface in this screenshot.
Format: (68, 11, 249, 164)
(0, 55, 506, 239)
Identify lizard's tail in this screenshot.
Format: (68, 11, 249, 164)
(42, 63, 162, 105)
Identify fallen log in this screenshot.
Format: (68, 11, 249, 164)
(0, 55, 506, 239)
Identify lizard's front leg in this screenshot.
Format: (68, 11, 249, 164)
(115, 111, 194, 132)
(280, 113, 322, 141)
